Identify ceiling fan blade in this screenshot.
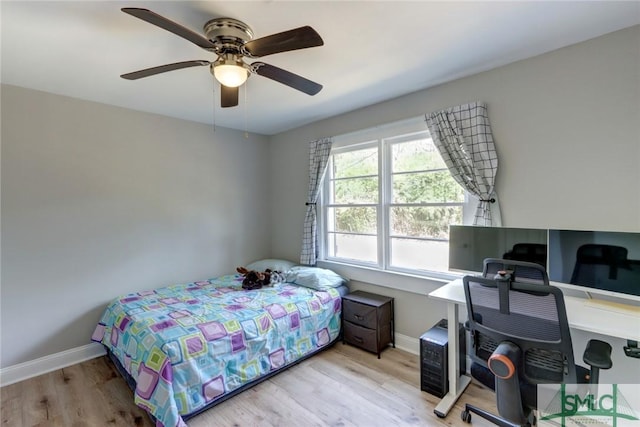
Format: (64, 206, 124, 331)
(221, 85, 239, 108)
(252, 62, 322, 96)
(243, 26, 323, 58)
(122, 8, 216, 50)
(121, 60, 210, 80)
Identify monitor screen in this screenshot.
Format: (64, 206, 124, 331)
(548, 229, 640, 297)
(449, 225, 548, 273)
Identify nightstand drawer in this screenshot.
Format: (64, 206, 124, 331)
(343, 299, 377, 329)
(343, 322, 377, 353)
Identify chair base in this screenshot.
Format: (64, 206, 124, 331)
(461, 403, 535, 427)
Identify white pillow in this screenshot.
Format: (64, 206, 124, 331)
(285, 266, 347, 290)
(245, 259, 297, 272)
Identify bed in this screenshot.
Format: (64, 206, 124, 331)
(91, 263, 348, 427)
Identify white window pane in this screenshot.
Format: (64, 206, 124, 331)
(328, 233, 377, 263)
(391, 138, 445, 173)
(390, 238, 449, 272)
(329, 207, 377, 234)
(392, 171, 464, 204)
(390, 206, 463, 239)
(333, 147, 378, 178)
(333, 177, 378, 204)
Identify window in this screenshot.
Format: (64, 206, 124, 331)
(320, 119, 466, 276)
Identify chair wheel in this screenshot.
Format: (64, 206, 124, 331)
(461, 409, 472, 423)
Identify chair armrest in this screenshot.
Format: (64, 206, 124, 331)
(583, 339, 613, 370)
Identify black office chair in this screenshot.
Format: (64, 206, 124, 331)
(482, 258, 549, 285)
(461, 265, 612, 426)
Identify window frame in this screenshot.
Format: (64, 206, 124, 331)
(323, 140, 382, 269)
(318, 117, 470, 280)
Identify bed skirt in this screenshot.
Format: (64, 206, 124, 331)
(106, 335, 340, 422)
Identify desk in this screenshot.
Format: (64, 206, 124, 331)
(427, 278, 640, 418)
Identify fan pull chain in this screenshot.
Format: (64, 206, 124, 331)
(211, 79, 217, 133)
(244, 81, 249, 139)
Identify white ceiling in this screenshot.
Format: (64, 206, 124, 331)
(2, 1, 639, 135)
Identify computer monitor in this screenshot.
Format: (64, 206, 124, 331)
(448, 225, 548, 274)
(548, 229, 640, 298)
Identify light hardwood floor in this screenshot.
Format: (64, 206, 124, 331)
(1, 344, 497, 426)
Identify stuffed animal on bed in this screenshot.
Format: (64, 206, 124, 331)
(235, 267, 268, 290)
(236, 267, 266, 290)
(236, 267, 287, 289)
(269, 270, 286, 284)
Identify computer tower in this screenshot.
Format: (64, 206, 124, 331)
(419, 319, 466, 398)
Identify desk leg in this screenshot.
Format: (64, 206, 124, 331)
(433, 301, 471, 418)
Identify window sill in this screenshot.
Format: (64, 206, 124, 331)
(317, 260, 462, 295)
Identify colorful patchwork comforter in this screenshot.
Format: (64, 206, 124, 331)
(92, 274, 343, 427)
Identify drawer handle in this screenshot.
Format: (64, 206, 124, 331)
(354, 314, 364, 321)
(353, 336, 364, 343)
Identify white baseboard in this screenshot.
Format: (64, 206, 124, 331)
(0, 343, 106, 387)
(394, 332, 419, 355)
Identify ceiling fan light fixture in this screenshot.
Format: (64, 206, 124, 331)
(212, 56, 248, 88)
(214, 64, 248, 87)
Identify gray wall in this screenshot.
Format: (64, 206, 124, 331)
(268, 26, 640, 382)
(1, 85, 271, 368)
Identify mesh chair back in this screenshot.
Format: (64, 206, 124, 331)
(463, 275, 577, 384)
(483, 258, 549, 285)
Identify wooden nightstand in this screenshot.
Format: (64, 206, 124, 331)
(342, 290, 395, 358)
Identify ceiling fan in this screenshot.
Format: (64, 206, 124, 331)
(120, 8, 324, 108)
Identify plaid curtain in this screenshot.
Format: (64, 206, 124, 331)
(425, 102, 501, 226)
(300, 137, 333, 265)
